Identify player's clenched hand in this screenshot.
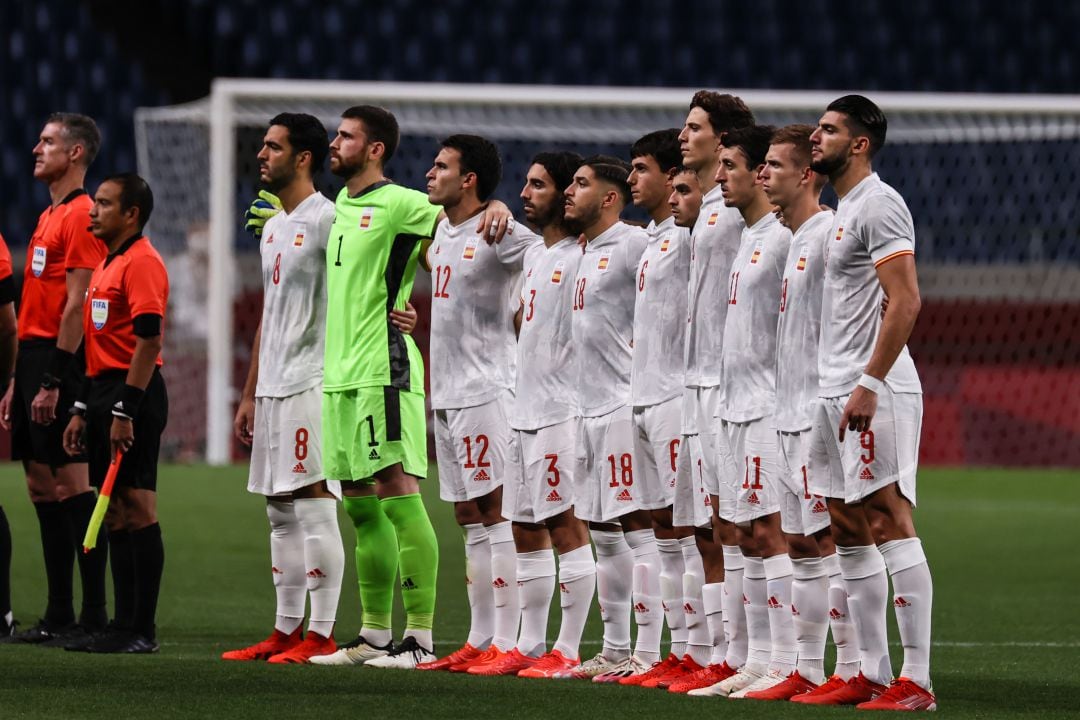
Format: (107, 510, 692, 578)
(244, 190, 283, 240)
(0, 382, 13, 431)
(31, 387, 59, 425)
(110, 417, 134, 461)
(234, 397, 255, 446)
(476, 200, 514, 245)
(838, 385, 878, 442)
(63, 416, 86, 457)
(390, 302, 418, 335)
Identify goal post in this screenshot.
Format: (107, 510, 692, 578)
(135, 80, 1080, 466)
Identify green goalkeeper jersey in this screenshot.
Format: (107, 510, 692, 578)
(324, 181, 441, 393)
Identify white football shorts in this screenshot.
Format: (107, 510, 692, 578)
(248, 385, 341, 498)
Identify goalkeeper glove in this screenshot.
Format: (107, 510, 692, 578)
(244, 190, 282, 239)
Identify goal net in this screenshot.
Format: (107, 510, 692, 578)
(135, 80, 1080, 466)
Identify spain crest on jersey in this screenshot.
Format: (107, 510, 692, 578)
(293, 228, 305, 247)
(550, 261, 565, 284)
(359, 207, 375, 230)
(597, 254, 610, 271)
(463, 241, 477, 260)
(707, 213, 719, 226)
(797, 254, 807, 271)
(91, 298, 108, 330)
(834, 225, 844, 242)
(750, 247, 762, 264)
(660, 236, 671, 252)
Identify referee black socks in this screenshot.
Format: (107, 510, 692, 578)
(0, 505, 11, 623)
(64, 491, 108, 630)
(33, 500, 75, 626)
(131, 522, 164, 641)
(108, 529, 136, 631)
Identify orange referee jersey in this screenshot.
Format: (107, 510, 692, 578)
(0, 231, 14, 303)
(19, 190, 106, 341)
(83, 236, 169, 377)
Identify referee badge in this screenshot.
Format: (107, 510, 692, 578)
(32, 246, 46, 277)
(91, 298, 109, 330)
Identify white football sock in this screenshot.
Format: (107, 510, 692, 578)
(625, 528, 662, 664)
(680, 536, 709, 665)
(837, 544, 891, 685)
(763, 554, 797, 676)
(880, 538, 933, 690)
(294, 498, 345, 639)
(791, 556, 828, 684)
(462, 523, 494, 649)
(722, 544, 747, 669)
(591, 529, 632, 659)
(554, 544, 595, 660)
(742, 555, 770, 674)
(403, 628, 433, 651)
(702, 582, 727, 665)
(824, 552, 859, 680)
(488, 521, 520, 652)
(516, 549, 555, 658)
(267, 500, 305, 634)
(656, 537, 687, 658)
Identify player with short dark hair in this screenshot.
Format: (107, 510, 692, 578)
(63, 172, 169, 654)
(222, 113, 346, 665)
(0, 113, 109, 647)
(797, 94, 936, 712)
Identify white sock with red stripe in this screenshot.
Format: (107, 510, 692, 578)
(462, 523, 494, 649)
(294, 498, 344, 639)
(722, 545, 747, 669)
(702, 582, 727, 665)
(625, 528, 662, 665)
(267, 500, 304, 634)
(680, 535, 710, 666)
(592, 529, 632, 660)
(791, 556, 828, 684)
(516, 549, 555, 658)
(488, 521, 519, 652)
(880, 538, 933, 690)
(837, 544, 891, 685)
(764, 553, 797, 676)
(742, 555, 771, 675)
(824, 552, 859, 680)
(656, 537, 687, 658)
(554, 544, 595, 660)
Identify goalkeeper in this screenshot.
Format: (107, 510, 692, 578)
(63, 173, 168, 654)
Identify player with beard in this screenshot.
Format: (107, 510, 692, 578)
(796, 95, 935, 712)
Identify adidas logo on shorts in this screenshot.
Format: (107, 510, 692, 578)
(747, 491, 761, 505)
(474, 468, 491, 482)
(546, 489, 562, 502)
(616, 488, 633, 502)
(811, 499, 828, 514)
(860, 467, 875, 481)
(369, 448, 380, 461)
(292, 461, 307, 473)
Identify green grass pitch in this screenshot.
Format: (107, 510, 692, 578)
(0, 464, 1077, 719)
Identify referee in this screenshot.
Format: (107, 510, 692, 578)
(63, 173, 169, 654)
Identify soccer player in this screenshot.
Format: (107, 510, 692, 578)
(661, 92, 755, 694)
(617, 129, 692, 682)
(0, 114, 109, 646)
(221, 114, 346, 664)
(417, 134, 534, 675)
(62, 173, 168, 654)
(740, 124, 856, 700)
(314, 106, 510, 670)
(562, 156, 654, 681)
(690, 125, 795, 698)
(0, 231, 16, 639)
(797, 95, 935, 711)
(450, 151, 598, 678)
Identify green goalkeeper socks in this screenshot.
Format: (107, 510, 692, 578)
(342, 495, 397, 631)
(380, 493, 438, 631)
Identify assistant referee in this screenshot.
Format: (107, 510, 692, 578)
(63, 173, 169, 654)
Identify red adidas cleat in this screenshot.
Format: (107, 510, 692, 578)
(450, 645, 502, 673)
(267, 631, 336, 664)
(792, 672, 887, 705)
(857, 677, 938, 711)
(417, 642, 484, 671)
(619, 653, 679, 686)
(791, 674, 848, 702)
(641, 655, 702, 689)
(518, 649, 579, 678)
(742, 670, 819, 700)
(668, 661, 737, 694)
(468, 648, 539, 676)
(221, 628, 302, 661)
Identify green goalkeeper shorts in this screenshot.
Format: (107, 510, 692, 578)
(323, 386, 428, 482)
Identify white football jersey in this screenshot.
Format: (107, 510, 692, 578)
(774, 210, 832, 432)
(719, 212, 791, 423)
(572, 221, 649, 418)
(509, 237, 583, 430)
(685, 185, 744, 388)
(255, 192, 334, 398)
(429, 212, 538, 410)
(819, 173, 922, 397)
(632, 216, 690, 407)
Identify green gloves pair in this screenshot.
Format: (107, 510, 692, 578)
(244, 190, 282, 239)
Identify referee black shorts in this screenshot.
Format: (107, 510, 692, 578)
(85, 369, 168, 491)
(11, 339, 87, 468)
